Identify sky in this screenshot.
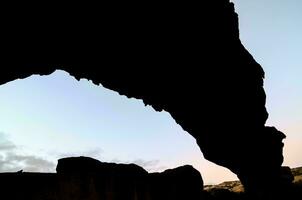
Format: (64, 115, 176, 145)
(0, 0, 301, 184)
(232, 0, 302, 169)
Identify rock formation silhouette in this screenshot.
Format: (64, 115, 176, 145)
(0, 157, 204, 200)
(1, 157, 300, 200)
(0, 0, 288, 198)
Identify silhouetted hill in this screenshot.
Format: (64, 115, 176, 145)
(292, 167, 302, 185)
(204, 166, 302, 199)
(205, 180, 244, 193)
(291, 167, 302, 176)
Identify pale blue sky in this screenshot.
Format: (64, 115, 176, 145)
(0, 0, 301, 184)
(0, 71, 204, 175)
(233, 0, 302, 169)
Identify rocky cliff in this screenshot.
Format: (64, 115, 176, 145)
(0, 0, 287, 197)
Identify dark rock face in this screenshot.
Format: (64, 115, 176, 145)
(56, 157, 203, 200)
(0, 157, 204, 200)
(148, 165, 203, 200)
(56, 157, 149, 200)
(56, 156, 147, 176)
(0, 0, 286, 197)
(0, 173, 60, 200)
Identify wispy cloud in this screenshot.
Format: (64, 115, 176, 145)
(57, 147, 103, 159)
(132, 159, 162, 171)
(0, 133, 55, 172)
(0, 133, 166, 173)
(111, 158, 166, 172)
(0, 140, 15, 151)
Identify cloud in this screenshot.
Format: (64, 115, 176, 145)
(0, 133, 16, 151)
(0, 133, 165, 173)
(132, 159, 160, 171)
(0, 141, 16, 151)
(57, 148, 103, 159)
(111, 158, 166, 172)
(0, 133, 55, 172)
(131, 159, 166, 172)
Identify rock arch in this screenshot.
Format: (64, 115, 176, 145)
(1, 0, 285, 196)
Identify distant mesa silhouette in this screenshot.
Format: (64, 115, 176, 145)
(0, 0, 292, 198)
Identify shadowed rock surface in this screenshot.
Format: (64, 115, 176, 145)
(0, 0, 288, 198)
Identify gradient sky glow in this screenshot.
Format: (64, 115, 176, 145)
(233, 0, 302, 169)
(0, 0, 301, 184)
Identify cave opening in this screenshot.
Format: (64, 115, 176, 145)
(0, 69, 237, 184)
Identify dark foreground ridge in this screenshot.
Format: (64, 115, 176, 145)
(0, 157, 301, 200)
(0, 0, 293, 198)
